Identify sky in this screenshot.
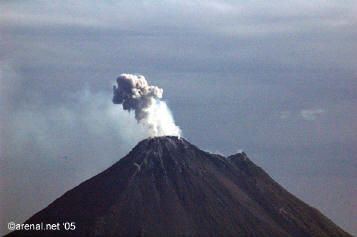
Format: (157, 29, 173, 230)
(0, 0, 356, 235)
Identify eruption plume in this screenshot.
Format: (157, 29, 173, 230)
(113, 74, 181, 137)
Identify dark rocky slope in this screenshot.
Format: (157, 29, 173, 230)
(6, 136, 353, 237)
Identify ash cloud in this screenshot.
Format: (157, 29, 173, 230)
(113, 74, 181, 137)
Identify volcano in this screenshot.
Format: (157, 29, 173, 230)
(7, 136, 352, 237)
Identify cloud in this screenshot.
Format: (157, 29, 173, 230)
(113, 74, 181, 137)
(279, 109, 327, 121)
(300, 109, 326, 121)
(1, 0, 356, 37)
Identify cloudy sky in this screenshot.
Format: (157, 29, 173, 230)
(1, 0, 356, 235)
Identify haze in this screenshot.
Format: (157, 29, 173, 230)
(0, 1, 356, 235)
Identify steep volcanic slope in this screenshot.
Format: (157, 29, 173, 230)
(7, 136, 352, 237)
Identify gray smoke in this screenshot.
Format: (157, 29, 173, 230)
(113, 74, 181, 137)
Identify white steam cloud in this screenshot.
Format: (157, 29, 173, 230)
(300, 109, 326, 121)
(113, 74, 181, 137)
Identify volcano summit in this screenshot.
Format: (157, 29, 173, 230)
(7, 136, 352, 237)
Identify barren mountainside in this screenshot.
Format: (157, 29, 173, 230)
(7, 136, 353, 237)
